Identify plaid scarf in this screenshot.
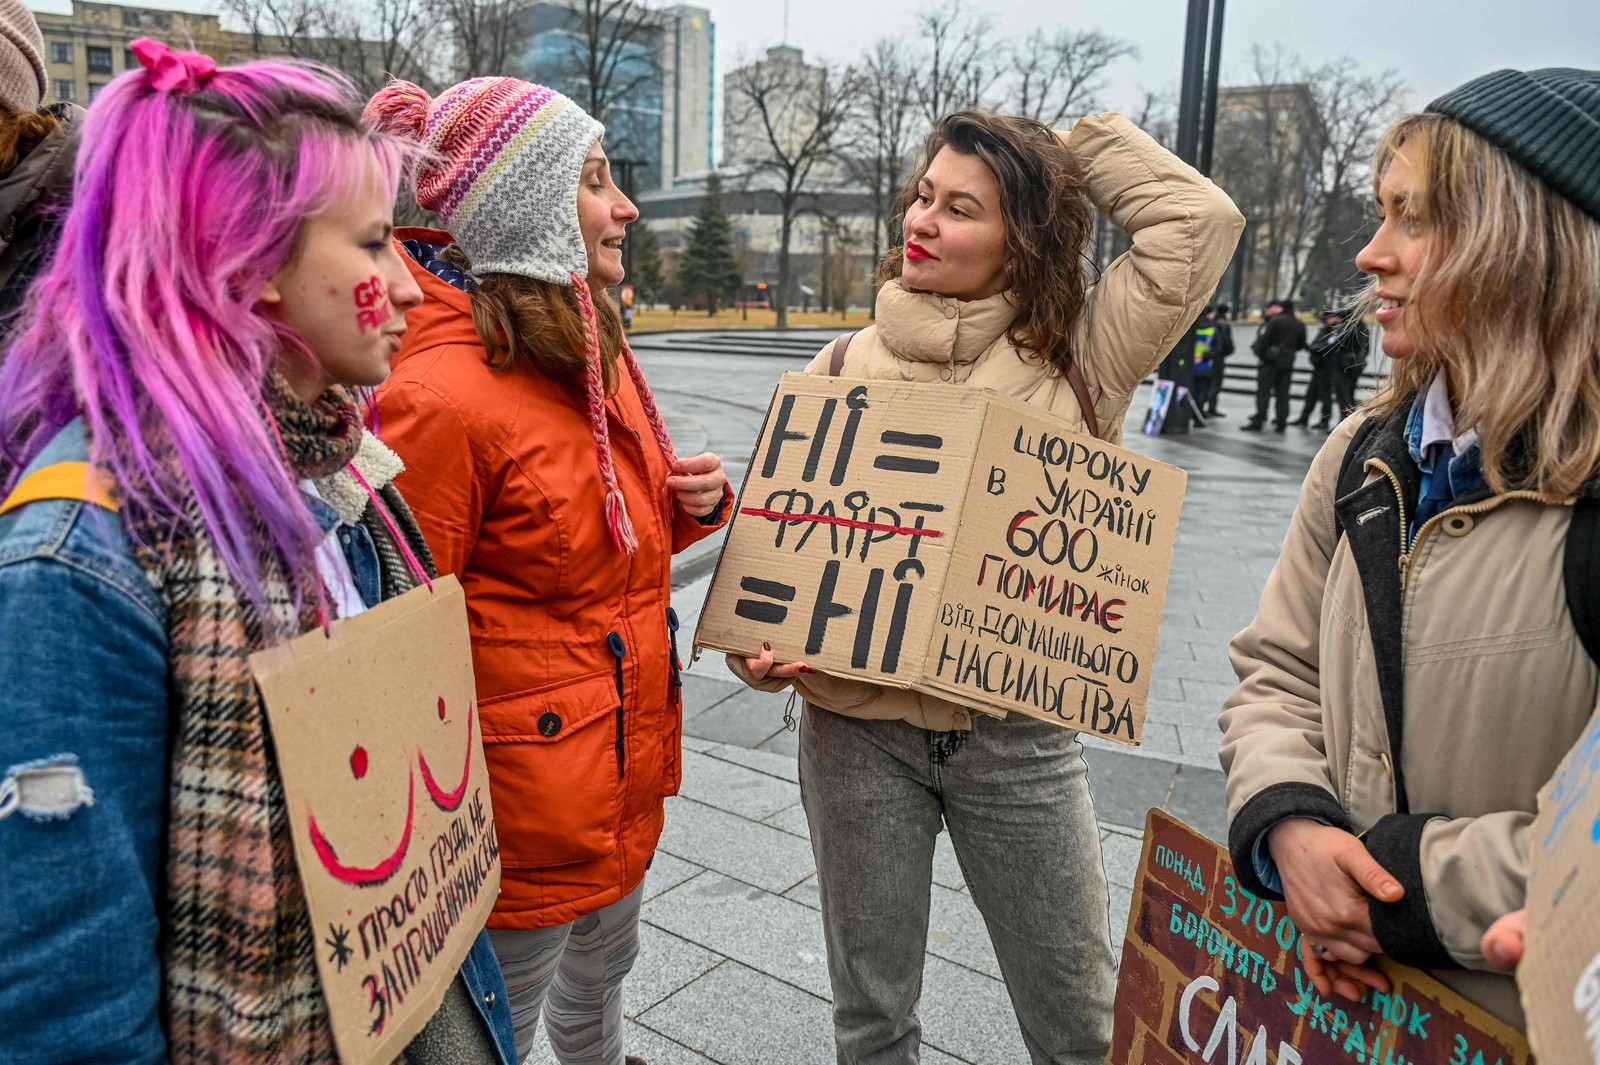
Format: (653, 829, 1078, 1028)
(127, 377, 433, 1063)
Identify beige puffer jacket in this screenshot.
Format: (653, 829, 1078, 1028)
(727, 110, 1244, 730)
(1220, 410, 1600, 1026)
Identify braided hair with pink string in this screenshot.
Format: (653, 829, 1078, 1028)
(571, 271, 679, 554)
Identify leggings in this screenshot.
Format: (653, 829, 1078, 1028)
(486, 882, 644, 1064)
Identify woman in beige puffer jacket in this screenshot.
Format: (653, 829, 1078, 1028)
(733, 108, 1242, 1064)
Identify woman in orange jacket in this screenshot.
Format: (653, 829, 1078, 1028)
(366, 77, 732, 1064)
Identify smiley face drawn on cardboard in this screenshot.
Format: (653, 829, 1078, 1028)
(251, 576, 501, 1065)
(301, 699, 478, 886)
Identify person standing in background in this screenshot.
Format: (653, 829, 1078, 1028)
(1242, 298, 1307, 432)
(1204, 302, 1235, 417)
(0, 0, 81, 339)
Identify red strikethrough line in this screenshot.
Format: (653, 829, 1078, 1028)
(739, 506, 946, 538)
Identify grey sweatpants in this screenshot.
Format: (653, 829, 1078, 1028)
(486, 883, 644, 1065)
(799, 704, 1116, 1065)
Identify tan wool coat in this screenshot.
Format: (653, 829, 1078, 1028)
(728, 110, 1244, 730)
(1220, 410, 1600, 1026)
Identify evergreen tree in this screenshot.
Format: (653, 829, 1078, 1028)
(630, 219, 665, 307)
(677, 173, 743, 315)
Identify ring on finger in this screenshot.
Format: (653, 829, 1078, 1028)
(1310, 943, 1329, 957)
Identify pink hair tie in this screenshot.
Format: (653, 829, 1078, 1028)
(130, 38, 217, 94)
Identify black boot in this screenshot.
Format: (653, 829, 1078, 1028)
(1240, 420, 1264, 432)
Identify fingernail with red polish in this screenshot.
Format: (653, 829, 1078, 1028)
(799, 665, 815, 673)
(762, 642, 771, 652)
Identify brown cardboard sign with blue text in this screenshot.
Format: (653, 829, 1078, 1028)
(694, 373, 1186, 745)
(1521, 708, 1600, 1062)
(250, 575, 500, 1065)
(1110, 809, 1530, 1065)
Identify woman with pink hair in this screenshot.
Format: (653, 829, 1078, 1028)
(0, 43, 515, 1064)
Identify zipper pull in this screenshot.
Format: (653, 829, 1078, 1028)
(666, 608, 683, 689)
(608, 631, 627, 777)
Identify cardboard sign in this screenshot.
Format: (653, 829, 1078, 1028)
(1522, 709, 1600, 1063)
(1109, 809, 1531, 1065)
(251, 576, 500, 1065)
(694, 373, 1186, 744)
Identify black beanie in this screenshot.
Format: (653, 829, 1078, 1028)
(1427, 68, 1600, 223)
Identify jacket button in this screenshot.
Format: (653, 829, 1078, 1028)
(484, 991, 496, 1009)
(942, 305, 956, 320)
(538, 712, 562, 737)
(939, 367, 954, 381)
(1443, 514, 1474, 536)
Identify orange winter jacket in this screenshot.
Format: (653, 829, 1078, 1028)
(376, 229, 731, 929)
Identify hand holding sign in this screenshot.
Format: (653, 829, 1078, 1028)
(743, 641, 808, 681)
(1268, 818, 1403, 998)
(1481, 910, 1525, 972)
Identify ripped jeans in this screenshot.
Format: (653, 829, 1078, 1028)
(799, 704, 1116, 1065)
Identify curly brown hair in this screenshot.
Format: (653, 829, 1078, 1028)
(877, 109, 1095, 376)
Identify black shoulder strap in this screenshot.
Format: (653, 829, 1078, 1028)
(1333, 417, 1383, 540)
(1565, 496, 1600, 668)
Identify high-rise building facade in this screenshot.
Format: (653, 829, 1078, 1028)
(512, 1, 713, 193)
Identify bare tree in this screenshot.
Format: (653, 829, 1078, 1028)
(439, 0, 536, 80)
(914, 2, 999, 124)
(726, 51, 862, 328)
(554, 0, 661, 126)
(1009, 28, 1136, 126)
(842, 39, 924, 311)
(1210, 45, 1320, 307)
(222, 0, 439, 91)
(1296, 60, 1408, 304)
(548, 0, 663, 184)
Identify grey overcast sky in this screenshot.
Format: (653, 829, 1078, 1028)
(725, 0, 1600, 113)
(29, 0, 1597, 113)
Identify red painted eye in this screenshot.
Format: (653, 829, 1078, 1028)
(438, 697, 447, 721)
(350, 746, 369, 779)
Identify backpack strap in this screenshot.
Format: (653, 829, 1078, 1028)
(1066, 360, 1101, 440)
(1332, 417, 1383, 540)
(828, 332, 856, 376)
(0, 462, 119, 519)
(1565, 497, 1600, 667)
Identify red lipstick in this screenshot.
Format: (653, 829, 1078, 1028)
(905, 241, 934, 261)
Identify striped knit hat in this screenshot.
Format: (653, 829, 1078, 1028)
(366, 78, 677, 554)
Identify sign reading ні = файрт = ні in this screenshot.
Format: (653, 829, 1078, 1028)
(694, 373, 1187, 745)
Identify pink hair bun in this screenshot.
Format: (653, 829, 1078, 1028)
(364, 79, 433, 141)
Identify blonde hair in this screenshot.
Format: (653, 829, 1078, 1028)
(1359, 112, 1600, 500)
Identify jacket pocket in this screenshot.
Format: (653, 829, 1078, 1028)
(478, 670, 622, 870)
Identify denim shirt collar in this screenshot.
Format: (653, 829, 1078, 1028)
(1404, 373, 1485, 498)
(300, 488, 340, 536)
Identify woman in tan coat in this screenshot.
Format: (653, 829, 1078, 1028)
(1220, 68, 1600, 1027)
(734, 109, 1242, 1064)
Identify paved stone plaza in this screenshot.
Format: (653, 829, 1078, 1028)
(526, 328, 1344, 1065)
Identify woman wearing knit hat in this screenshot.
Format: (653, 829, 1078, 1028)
(0, 0, 82, 343)
(0, 44, 516, 1065)
(366, 77, 732, 1065)
(1221, 67, 1600, 1028)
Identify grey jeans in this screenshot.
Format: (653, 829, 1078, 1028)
(799, 704, 1115, 1065)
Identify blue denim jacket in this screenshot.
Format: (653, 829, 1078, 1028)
(0, 421, 515, 1065)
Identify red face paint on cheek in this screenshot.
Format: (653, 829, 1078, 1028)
(353, 274, 393, 333)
